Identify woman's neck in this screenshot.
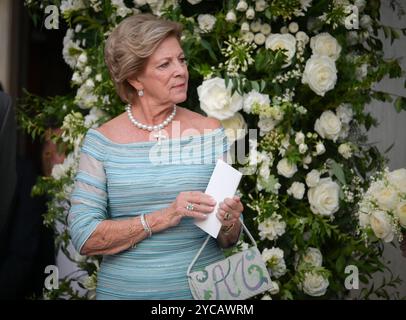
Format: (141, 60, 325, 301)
(131, 100, 175, 125)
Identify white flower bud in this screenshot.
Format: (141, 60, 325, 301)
(225, 10, 237, 22)
(246, 7, 255, 20)
(236, 0, 248, 12)
(254, 33, 266, 45)
(288, 22, 299, 34)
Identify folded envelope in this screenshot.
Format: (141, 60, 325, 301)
(194, 159, 243, 238)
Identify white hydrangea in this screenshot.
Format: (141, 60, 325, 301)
(111, 0, 132, 17)
(262, 247, 287, 278)
(242, 90, 270, 114)
(51, 153, 77, 180)
(60, 0, 86, 15)
(62, 29, 82, 69)
(258, 214, 286, 241)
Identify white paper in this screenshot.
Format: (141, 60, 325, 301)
(194, 159, 242, 238)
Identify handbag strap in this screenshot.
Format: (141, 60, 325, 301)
(187, 219, 256, 276)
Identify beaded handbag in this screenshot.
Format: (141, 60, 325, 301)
(187, 222, 273, 300)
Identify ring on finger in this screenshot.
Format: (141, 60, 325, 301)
(186, 202, 194, 211)
(224, 212, 231, 220)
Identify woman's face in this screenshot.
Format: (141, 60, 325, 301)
(131, 36, 189, 106)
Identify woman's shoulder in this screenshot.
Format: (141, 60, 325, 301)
(94, 112, 128, 139)
(178, 107, 222, 133)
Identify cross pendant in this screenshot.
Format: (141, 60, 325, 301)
(154, 130, 166, 145)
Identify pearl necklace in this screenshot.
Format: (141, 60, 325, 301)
(125, 104, 176, 144)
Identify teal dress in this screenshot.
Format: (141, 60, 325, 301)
(69, 127, 231, 299)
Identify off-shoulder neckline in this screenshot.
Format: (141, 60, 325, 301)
(87, 127, 225, 147)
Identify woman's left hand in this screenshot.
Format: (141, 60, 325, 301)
(216, 196, 243, 229)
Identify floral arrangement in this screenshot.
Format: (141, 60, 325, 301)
(358, 168, 406, 244)
(21, 0, 406, 299)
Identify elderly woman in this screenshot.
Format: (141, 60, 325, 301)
(68, 13, 244, 300)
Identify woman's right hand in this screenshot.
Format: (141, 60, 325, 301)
(165, 191, 217, 227)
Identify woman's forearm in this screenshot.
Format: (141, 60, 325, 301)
(81, 209, 170, 256)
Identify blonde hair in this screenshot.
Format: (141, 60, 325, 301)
(104, 14, 183, 103)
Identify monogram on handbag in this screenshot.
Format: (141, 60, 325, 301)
(187, 221, 274, 300)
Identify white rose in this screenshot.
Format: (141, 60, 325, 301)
(306, 169, 320, 187)
(374, 185, 398, 211)
(265, 33, 297, 67)
(370, 210, 394, 242)
(287, 182, 305, 199)
(315, 142, 326, 155)
(236, 0, 248, 12)
(299, 143, 308, 154)
(387, 168, 406, 193)
(310, 33, 341, 61)
(221, 112, 247, 143)
(197, 14, 216, 32)
(225, 10, 237, 22)
(254, 33, 266, 45)
(255, 0, 267, 12)
(336, 103, 353, 124)
(338, 143, 352, 159)
(302, 272, 329, 297)
(260, 24, 271, 35)
(269, 281, 280, 295)
(395, 202, 406, 228)
(243, 90, 270, 114)
(280, 26, 289, 34)
(302, 55, 337, 96)
(197, 77, 243, 120)
(296, 31, 309, 44)
(277, 158, 298, 178)
(295, 131, 305, 145)
(308, 177, 340, 216)
(314, 110, 342, 142)
(288, 22, 299, 33)
(246, 7, 255, 19)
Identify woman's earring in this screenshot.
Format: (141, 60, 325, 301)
(138, 89, 144, 97)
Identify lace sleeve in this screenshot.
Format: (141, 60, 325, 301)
(68, 133, 108, 253)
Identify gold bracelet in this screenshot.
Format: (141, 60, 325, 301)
(221, 223, 235, 235)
